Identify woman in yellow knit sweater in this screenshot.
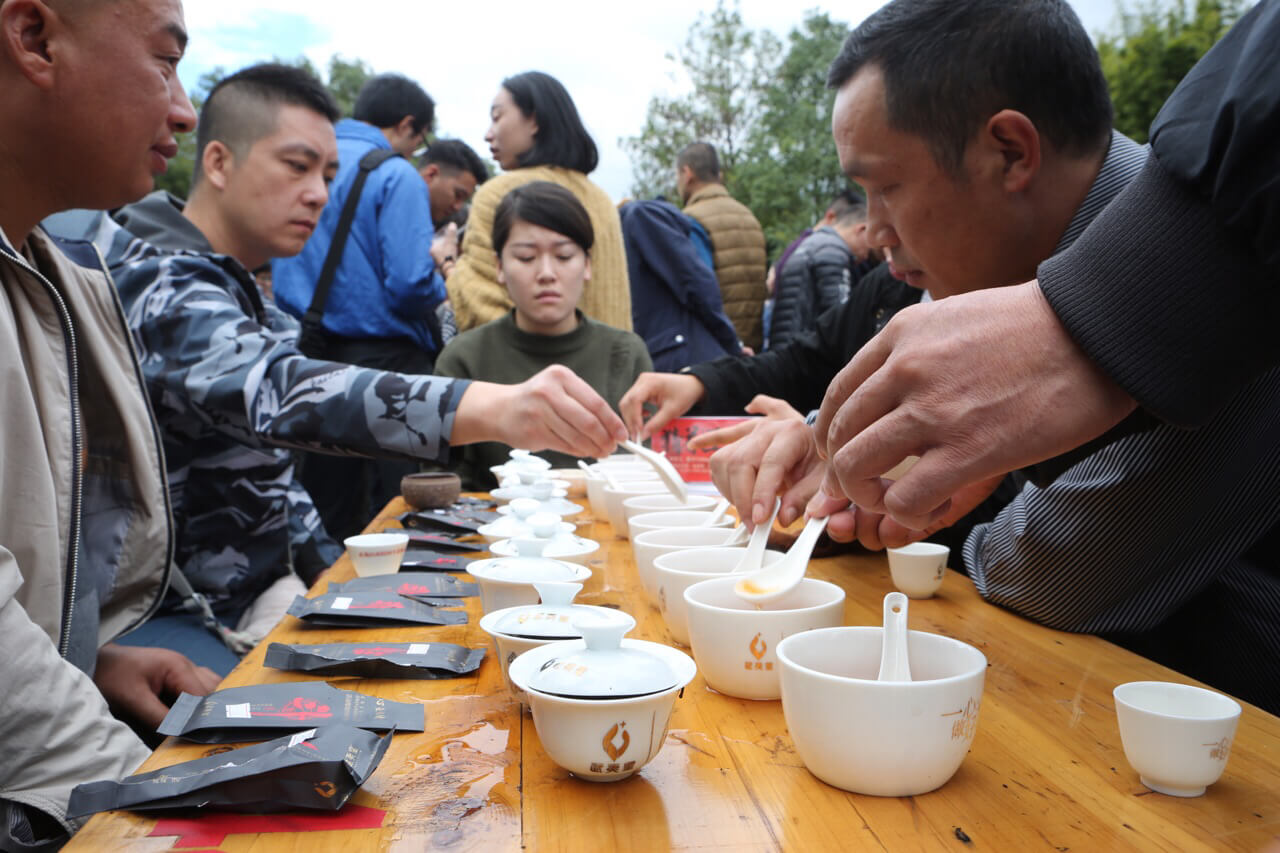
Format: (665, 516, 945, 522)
(446, 71, 632, 333)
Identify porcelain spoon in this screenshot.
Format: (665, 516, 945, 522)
(733, 515, 829, 604)
(877, 592, 913, 682)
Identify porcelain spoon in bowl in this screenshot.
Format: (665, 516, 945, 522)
(619, 439, 688, 502)
(729, 498, 780, 575)
(734, 515, 829, 605)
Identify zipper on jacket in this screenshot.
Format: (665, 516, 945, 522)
(11, 254, 85, 658)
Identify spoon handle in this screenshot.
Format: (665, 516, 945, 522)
(787, 515, 830, 560)
(877, 592, 913, 682)
(732, 498, 780, 574)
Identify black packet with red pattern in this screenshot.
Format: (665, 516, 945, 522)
(397, 509, 492, 534)
(67, 725, 392, 817)
(264, 641, 485, 679)
(157, 682, 424, 743)
(287, 590, 467, 627)
(327, 572, 478, 600)
(401, 548, 474, 571)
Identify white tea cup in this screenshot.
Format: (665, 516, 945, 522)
(886, 542, 949, 599)
(1113, 681, 1242, 797)
(343, 533, 408, 577)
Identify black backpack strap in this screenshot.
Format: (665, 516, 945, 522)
(301, 147, 401, 342)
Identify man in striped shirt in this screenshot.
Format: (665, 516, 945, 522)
(717, 0, 1280, 715)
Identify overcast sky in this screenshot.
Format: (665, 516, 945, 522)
(180, 0, 1125, 201)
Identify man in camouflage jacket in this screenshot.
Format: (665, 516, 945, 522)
(95, 66, 473, 670)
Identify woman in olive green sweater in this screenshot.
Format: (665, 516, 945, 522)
(435, 181, 651, 488)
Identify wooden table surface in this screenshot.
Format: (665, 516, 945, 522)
(69, 497, 1280, 852)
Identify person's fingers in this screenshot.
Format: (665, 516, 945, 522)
(805, 489, 850, 519)
(534, 367, 626, 454)
(192, 664, 222, 693)
(814, 325, 895, 458)
(743, 394, 801, 420)
(689, 420, 756, 450)
(877, 448, 967, 529)
(853, 506, 887, 551)
(617, 380, 650, 440)
(163, 657, 221, 697)
(129, 686, 173, 730)
(818, 463, 889, 515)
(637, 396, 686, 442)
(824, 508, 858, 542)
(877, 515, 930, 549)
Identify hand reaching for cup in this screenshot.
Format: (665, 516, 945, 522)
(453, 364, 627, 459)
(708, 416, 825, 529)
(688, 395, 804, 452)
(618, 371, 706, 441)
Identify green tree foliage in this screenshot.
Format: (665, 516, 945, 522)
(154, 55, 374, 200)
(620, 1, 780, 202)
(621, 3, 850, 256)
(1097, 0, 1245, 142)
(735, 11, 849, 252)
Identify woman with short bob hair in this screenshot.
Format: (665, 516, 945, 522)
(435, 182, 650, 486)
(444, 71, 631, 334)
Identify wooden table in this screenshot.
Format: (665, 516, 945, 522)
(70, 499, 1280, 851)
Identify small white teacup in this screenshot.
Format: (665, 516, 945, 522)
(602, 481, 670, 537)
(652, 546, 782, 646)
(886, 542, 949, 599)
(344, 533, 408, 577)
(1113, 681, 1242, 797)
(684, 576, 845, 700)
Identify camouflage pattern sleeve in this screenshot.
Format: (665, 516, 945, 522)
(117, 251, 470, 464)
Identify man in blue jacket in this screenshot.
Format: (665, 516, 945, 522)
(273, 73, 455, 538)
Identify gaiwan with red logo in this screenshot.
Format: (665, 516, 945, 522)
(508, 611, 696, 781)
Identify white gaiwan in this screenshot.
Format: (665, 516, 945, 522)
(467, 552, 592, 614)
(493, 485, 583, 518)
(479, 500, 575, 544)
(509, 613, 697, 782)
(491, 477, 571, 505)
(478, 581, 622, 704)
(490, 514, 600, 565)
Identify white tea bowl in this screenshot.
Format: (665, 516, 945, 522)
(632, 525, 744, 603)
(776, 625, 987, 796)
(685, 576, 845, 700)
(1113, 681, 1242, 797)
(652, 546, 782, 646)
(344, 532, 409, 577)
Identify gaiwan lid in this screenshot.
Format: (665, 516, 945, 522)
(492, 582, 599, 639)
(526, 612, 677, 699)
(469, 555, 582, 584)
(479, 503, 574, 540)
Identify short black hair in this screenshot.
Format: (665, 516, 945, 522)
(829, 189, 867, 224)
(353, 73, 434, 134)
(195, 63, 339, 186)
(492, 181, 594, 257)
(500, 71, 599, 174)
(419, 139, 489, 185)
(676, 142, 720, 183)
(826, 0, 1112, 172)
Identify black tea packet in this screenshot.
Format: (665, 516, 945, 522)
(288, 591, 467, 627)
(397, 509, 488, 534)
(157, 681, 424, 743)
(67, 725, 392, 818)
(402, 548, 474, 571)
(328, 572, 478, 599)
(400, 531, 486, 552)
(265, 642, 485, 679)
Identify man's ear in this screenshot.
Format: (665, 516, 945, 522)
(984, 109, 1040, 193)
(2, 0, 59, 88)
(420, 163, 440, 182)
(199, 141, 235, 191)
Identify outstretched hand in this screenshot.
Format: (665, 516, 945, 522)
(814, 282, 1135, 529)
(709, 416, 824, 529)
(94, 643, 222, 731)
(687, 394, 803, 451)
(455, 364, 628, 459)
(618, 372, 706, 441)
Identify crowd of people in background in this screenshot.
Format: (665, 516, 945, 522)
(2, 0, 1277, 845)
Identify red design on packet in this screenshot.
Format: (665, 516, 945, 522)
(397, 584, 432, 595)
(649, 416, 752, 481)
(148, 804, 387, 847)
(349, 600, 405, 610)
(251, 697, 333, 721)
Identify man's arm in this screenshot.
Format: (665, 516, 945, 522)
(0, 552, 151, 836)
(375, 165, 448, 325)
(964, 366, 1280, 635)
